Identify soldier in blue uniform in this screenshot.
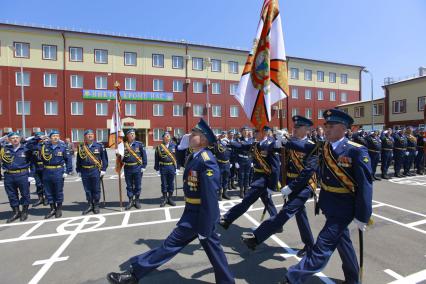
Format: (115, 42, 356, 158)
(154, 131, 178, 207)
(241, 116, 316, 258)
(392, 128, 407, 177)
(28, 132, 48, 207)
(119, 129, 147, 210)
(76, 129, 108, 215)
(107, 118, 235, 284)
(404, 127, 417, 176)
(41, 130, 73, 219)
(415, 129, 424, 174)
(219, 125, 279, 230)
(380, 129, 394, 179)
(214, 131, 232, 200)
(1, 132, 33, 222)
(365, 130, 382, 180)
(279, 109, 373, 284)
(227, 130, 238, 190)
(235, 126, 254, 198)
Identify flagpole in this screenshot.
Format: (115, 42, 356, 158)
(114, 81, 124, 210)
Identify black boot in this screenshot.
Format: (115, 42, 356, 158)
(7, 206, 21, 223)
(43, 195, 48, 206)
(125, 197, 134, 210)
(134, 195, 141, 209)
(219, 217, 231, 230)
(82, 202, 94, 215)
(160, 193, 167, 207)
(218, 189, 223, 201)
(239, 187, 244, 198)
(230, 179, 237, 189)
(20, 205, 29, 222)
(107, 269, 138, 284)
(167, 192, 176, 206)
(296, 246, 310, 258)
(93, 202, 100, 214)
(222, 187, 231, 200)
(55, 203, 63, 218)
(244, 186, 249, 196)
(241, 232, 257, 250)
(32, 194, 44, 207)
(45, 204, 56, 219)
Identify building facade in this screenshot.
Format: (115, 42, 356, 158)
(337, 98, 385, 131)
(0, 23, 363, 146)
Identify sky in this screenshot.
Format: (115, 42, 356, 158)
(1, 0, 425, 100)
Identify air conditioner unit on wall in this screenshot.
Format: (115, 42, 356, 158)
(185, 78, 191, 84)
(33, 127, 41, 132)
(3, 127, 12, 133)
(206, 103, 211, 108)
(184, 55, 191, 60)
(185, 102, 192, 107)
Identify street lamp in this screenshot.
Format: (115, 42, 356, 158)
(363, 69, 374, 131)
(204, 57, 212, 125)
(9, 45, 26, 137)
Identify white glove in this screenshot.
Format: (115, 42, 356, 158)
(235, 163, 240, 169)
(281, 185, 292, 198)
(175, 169, 180, 175)
(141, 168, 146, 173)
(62, 173, 68, 178)
(157, 171, 161, 176)
(354, 218, 367, 232)
(416, 151, 418, 155)
(28, 177, 35, 183)
(230, 163, 233, 169)
(198, 234, 207, 240)
(251, 163, 254, 167)
(78, 172, 81, 177)
(100, 171, 106, 176)
(405, 151, 409, 156)
(178, 134, 191, 150)
(266, 188, 275, 195)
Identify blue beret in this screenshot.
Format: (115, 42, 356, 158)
(227, 130, 234, 134)
(192, 118, 216, 144)
(7, 132, 20, 138)
(221, 131, 227, 135)
(323, 109, 354, 127)
(34, 132, 44, 137)
(162, 131, 170, 138)
(49, 130, 60, 137)
(84, 129, 94, 136)
(292, 115, 313, 127)
(241, 125, 250, 131)
(125, 129, 135, 135)
(263, 125, 272, 131)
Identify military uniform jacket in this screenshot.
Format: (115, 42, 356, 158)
(41, 142, 73, 173)
(234, 137, 254, 162)
(178, 148, 221, 237)
(392, 133, 407, 150)
(417, 134, 424, 150)
(365, 135, 382, 153)
(0, 144, 33, 174)
(406, 134, 417, 151)
(26, 138, 45, 172)
(213, 140, 232, 165)
(122, 141, 148, 168)
(76, 142, 108, 172)
(381, 135, 394, 151)
(154, 142, 177, 171)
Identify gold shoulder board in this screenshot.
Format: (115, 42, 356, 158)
(201, 151, 210, 161)
(348, 141, 363, 148)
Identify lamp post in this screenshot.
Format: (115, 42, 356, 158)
(204, 57, 212, 125)
(363, 69, 374, 131)
(9, 45, 26, 137)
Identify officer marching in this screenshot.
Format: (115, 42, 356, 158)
(118, 129, 147, 210)
(235, 126, 254, 198)
(392, 128, 407, 177)
(213, 131, 232, 201)
(154, 131, 178, 207)
(41, 130, 73, 219)
(279, 109, 373, 284)
(76, 129, 108, 215)
(415, 128, 424, 174)
(380, 129, 394, 179)
(28, 132, 48, 207)
(107, 118, 235, 284)
(404, 127, 417, 176)
(366, 130, 382, 180)
(1, 132, 33, 223)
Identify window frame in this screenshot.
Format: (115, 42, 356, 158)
(212, 105, 222, 117)
(290, 68, 299, 80)
(341, 73, 348, 84)
(173, 104, 184, 117)
(70, 75, 83, 89)
(229, 105, 239, 118)
(16, 101, 31, 115)
(193, 104, 204, 117)
(95, 76, 108, 90)
(153, 79, 164, 92)
(42, 44, 57, 61)
(329, 91, 336, 101)
(153, 104, 164, 117)
(173, 80, 183, 93)
(211, 59, 222, 72)
(317, 70, 324, 82)
(418, 97, 426, 112)
(15, 71, 30, 86)
(152, 53, 165, 68)
(71, 101, 84, 116)
(392, 99, 406, 114)
(95, 102, 108, 116)
(124, 77, 137, 91)
(43, 73, 58, 88)
(304, 69, 312, 81)
(304, 89, 312, 100)
(192, 57, 204, 71)
(193, 81, 204, 94)
(69, 46, 83, 62)
(94, 49, 108, 64)
(211, 82, 221, 94)
(124, 52, 137, 66)
(228, 61, 239, 74)
(172, 55, 184, 69)
(13, 42, 30, 58)
(44, 101, 58, 116)
(329, 72, 337, 83)
(317, 90, 324, 101)
(125, 103, 137, 116)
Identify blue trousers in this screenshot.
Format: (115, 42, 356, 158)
(381, 151, 393, 176)
(224, 186, 277, 224)
(287, 215, 359, 284)
(254, 189, 314, 249)
(393, 150, 405, 175)
(4, 172, 30, 207)
(160, 165, 175, 193)
(34, 170, 44, 196)
(124, 168, 142, 198)
(404, 151, 416, 174)
(219, 164, 230, 189)
(130, 225, 235, 284)
(237, 159, 251, 188)
(43, 169, 65, 204)
(369, 152, 380, 175)
(81, 169, 101, 203)
(415, 150, 424, 171)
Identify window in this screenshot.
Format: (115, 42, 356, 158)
(305, 89, 312, 100)
(192, 57, 203, 70)
(153, 79, 164, 91)
(16, 101, 30, 115)
(230, 83, 238, 95)
(354, 106, 365, 118)
(305, 108, 312, 119)
(69, 47, 83, 62)
(317, 90, 324, 100)
(152, 54, 164, 68)
(125, 77, 136, 91)
(173, 105, 183, 116)
(329, 72, 336, 83)
(329, 91, 336, 101)
(42, 45, 57, 60)
(96, 129, 108, 142)
(193, 81, 204, 93)
(212, 105, 222, 117)
(341, 108, 349, 114)
(153, 129, 164, 141)
(392, 100, 406, 114)
(374, 103, 384, 116)
(14, 42, 29, 58)
(125, 103, 136, 116)
(230, 106, 239, 117)
(318, 109, 324, 119)
(94, 49, 108, 64)
(341, 92, 348, 102)
(15, 71, 30, 86)
(304, 69, 312, 81)
(211, 59, 221, 72)
(292, 108, 299, 117)
(291, 87, 298, 99)
(124, 52, 137, 66)
(228, 61, 239, 74)
(96, 102, 108, 116)
(172, 56, 183, 69)
(71, 102, 84, 115)
(341, 74, 348, 84)
(43, 73, 57, 87)
(317, 71, 324, 82)
(95, 76, 107, 90)
(153, 104, 164, 116)
(44, 101, 58, 115)
(71, 129, 84, 142)
(290, 68, 299, 79)
(174, 128, 184, 138)
(212, 82, 221, 94)
(70, 75, 83, 88)
(173, 80, 183, 92)
(418, 97, 426, 111)
(193, 104, 204, 117)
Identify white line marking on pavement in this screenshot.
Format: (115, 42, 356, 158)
(372, 200, 426, 218)
(372, 204, 385, 208)
(18, 222, 44, 240)
(122, 212, 131, 226)
(164, 208, 171, 221)
(406, 219, 426, 227)
(384, 269, 403, 280)
(387, 269, 426, 283)
(372, 213, 426, 235)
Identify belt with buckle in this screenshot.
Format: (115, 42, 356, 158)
(253, 168, 265, 173)
(45, 165, 63, 169)
(287, 172, 299, 178)
(217, 159, 229, 164)
(6, 168, 29, 174)
(407, 147, 416, 150)
(383, 148, 393, 151)
(368, 149, 380, 153)
(238, 154, 249, 159)
(160, 162, 174, 166)
(321, 182, 351, 194)
(124, 162, 139, 166)
(394, 148, 406, 151)
(82, 165, 96, 169)
(185, 197, 201, 205)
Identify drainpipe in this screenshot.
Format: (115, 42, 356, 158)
(185, 42, 189, 133)
(61, 32, 67, 136)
